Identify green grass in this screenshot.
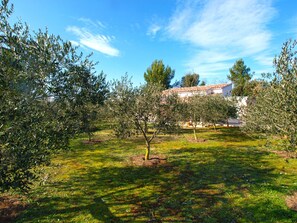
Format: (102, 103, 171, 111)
(14, 127, 297, 222)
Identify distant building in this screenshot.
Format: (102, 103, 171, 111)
(163, 83, 232, 98)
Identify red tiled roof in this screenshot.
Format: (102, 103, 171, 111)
(163, 83, 231, 94)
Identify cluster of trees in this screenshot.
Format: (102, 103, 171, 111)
(182, 95, 237, 140)
(144, 60, 206, 89)
(107, 76, 237, 160)
(0, 1, 108, 190)
(142, 58, 257, 96)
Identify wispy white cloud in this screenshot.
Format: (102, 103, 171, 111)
(184, 50, 234, 78)
(166, 0, 276, 78)
(70, 40, 80, 47)
(254, 54, 274, 67)
(67, 26, 120, 57)
(147, 24, 162, 37)
(78, 17, 106, 29)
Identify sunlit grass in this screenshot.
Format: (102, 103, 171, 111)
(14, 127, 297, 222)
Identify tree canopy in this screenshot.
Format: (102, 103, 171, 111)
(181, 73, 200, 87)
(108, 76, 181, 160)
(244, 39, 297, 151)
(0, 0, 107, 190)
(228, 59, 253, 96)
(144, 59, 175, 89)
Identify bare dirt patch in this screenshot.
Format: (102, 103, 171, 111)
(272, 150, 297, 159)
(286, 192, 297, 211)
(0, 195, 27, 223)
(188, 138, 208, 143)
(130, 155, 168, 167)
(81, 139, 103, 145)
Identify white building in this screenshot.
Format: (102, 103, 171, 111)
(163, 83, 232, 98)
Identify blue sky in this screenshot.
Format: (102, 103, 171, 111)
(9, 0, 297, 85)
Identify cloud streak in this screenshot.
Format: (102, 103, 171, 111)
(166, 0, 276, 78)
(147, 24, 162, 37)
(78, 17, 106, 29)
(67, 23, 119, 57)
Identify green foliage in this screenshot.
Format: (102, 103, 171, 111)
(199, 80, 206, 86)
(65, 65, 108, 141)
(144, 59, 175, 89)
(228, 59, 253, 96)
(107, 75, 136, 138)
(108, 76, 180, 159)
(244, 39, 297, 151)
(0, 0, 106, 190)
(181, 73, 200, 87)
(184, 95, 237, 133)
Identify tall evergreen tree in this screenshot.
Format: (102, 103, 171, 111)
(144, 59, 175, 89)
(228, 59, 252, 96)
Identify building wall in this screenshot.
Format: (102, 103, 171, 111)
(169, 83, 233, 98)
(178, 91, 205, 98)
(213, 89, 223, 94)
(222, 84, 232, 97)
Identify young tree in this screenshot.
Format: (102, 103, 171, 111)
(108, 77, 180, 160)
(144, 59, 175, 89)
(181, 73, 200, 87)
(228, 59, 253, 96)
(244, 39, 297, 151)
(183, 95, 203, 140)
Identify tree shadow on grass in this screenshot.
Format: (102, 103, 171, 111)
(206, 127, 258, 142)
(168, 146, 297, 222)
(18, 145, 297, 222)
(17, 195, 125, 223)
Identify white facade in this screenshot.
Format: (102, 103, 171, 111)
(163, 83, 233, 98)
(221, 84, 232, 97)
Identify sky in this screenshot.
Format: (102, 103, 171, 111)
(9, 0, 297, 85)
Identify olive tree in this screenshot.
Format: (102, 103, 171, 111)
(108, 76, 180, 160)
(63, 65, 108, 141)
(181, 95, 204, 140)
(244, 39, 297, 151)
(0, 0, 107, 190)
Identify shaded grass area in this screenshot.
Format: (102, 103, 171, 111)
(13, 128, 297, 222)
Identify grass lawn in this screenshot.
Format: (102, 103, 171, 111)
(12, 127, 297, 222)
